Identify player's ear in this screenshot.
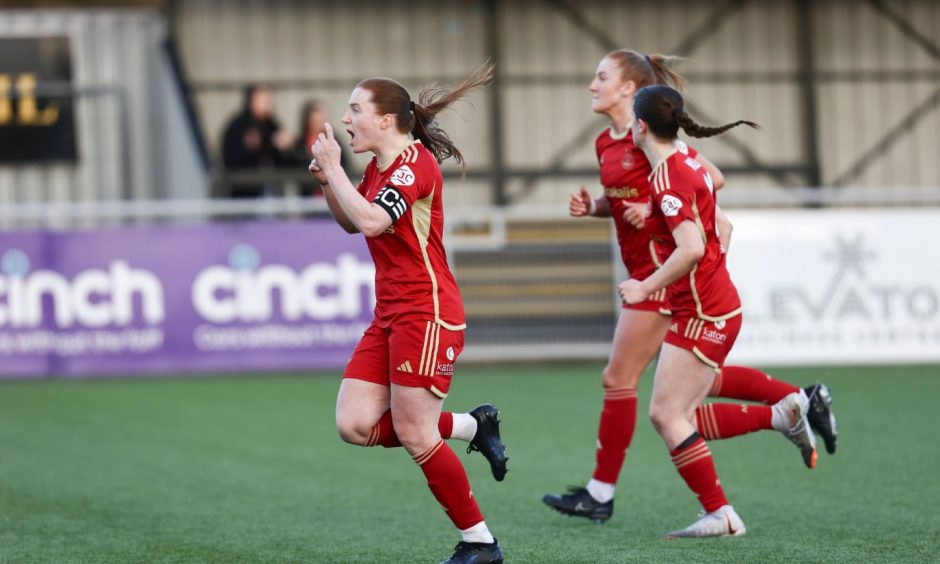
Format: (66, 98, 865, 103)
(622, 80, 636, 98)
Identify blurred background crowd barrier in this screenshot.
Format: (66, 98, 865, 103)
(0, 0, 938, 377)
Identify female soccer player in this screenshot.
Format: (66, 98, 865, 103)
(309, 64, 504, 564)
(620, 83, 757, 537)
(543, 50, 837, 523)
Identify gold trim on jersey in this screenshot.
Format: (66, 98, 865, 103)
(648, 240, 663, 267)
(608, 126, 629, 140)
(691, 193, 707, 244)
(429, 385, 448, 399)
(412, 184, 468, 332)
(647, 148, 678, 184)
(378, 140, 423, 172)
(689, 263, 744, 322)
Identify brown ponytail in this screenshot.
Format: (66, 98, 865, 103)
(675, 111, 758, 139)
(358, 62, 494, 172)
(634, 84, 758, 140)
(605, 49, 686, 92)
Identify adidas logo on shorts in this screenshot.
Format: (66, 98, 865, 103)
(397, 360, 413, 373)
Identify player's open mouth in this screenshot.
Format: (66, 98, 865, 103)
(347, 129, 355, 139)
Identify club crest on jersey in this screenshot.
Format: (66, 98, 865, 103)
(446, 346, 455, 361)
(390, 165, 415, 186)
(621, 152, 634, 170)
(660, 194, 683, 217)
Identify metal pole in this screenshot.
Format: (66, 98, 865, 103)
(796, 0, 822, 188)
(484, 0, 507, 206)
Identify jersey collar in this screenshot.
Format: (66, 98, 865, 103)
(378, 139, 422, 173)
(647, 147, 679, 182)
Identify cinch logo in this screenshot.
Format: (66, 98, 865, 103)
(0, 249, 165, 328)
(191, 245, 376, 323)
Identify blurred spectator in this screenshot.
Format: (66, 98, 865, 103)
(221, 84, 294, 198)
(290, 99, 351, 197)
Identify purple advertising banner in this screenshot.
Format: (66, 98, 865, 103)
(0, 221, 374, 379)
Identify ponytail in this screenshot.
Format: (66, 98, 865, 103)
(676, 110, 759, 139)
(359, 62, 494, 173)
(606, 50, 686, 92)
(635, 84, 759, 140)
(411, 62, 494, 171)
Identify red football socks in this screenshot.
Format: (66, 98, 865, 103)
(591, 386, 638, 484)
(414, 439, 484, 529)
(711, 365, 799, 404)
(696, 403, 772, 440)
(366, 410, 454, 447)
(670, 435, 728, 513)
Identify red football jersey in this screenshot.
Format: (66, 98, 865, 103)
(647, 149, 741, 320)
(357, 141, 465, 329)
(596, 128, 696, 281)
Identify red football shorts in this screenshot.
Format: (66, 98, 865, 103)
(343, 318, 464, 398)
(622, 287, 671, 315)
(664, 312, 742, 370)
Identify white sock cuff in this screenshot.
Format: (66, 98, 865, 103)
(450, 413, 477, 442)
(586, 478, 615, 503)
(460, 521, 494, 544)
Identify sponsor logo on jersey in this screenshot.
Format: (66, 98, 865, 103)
(397, 360, 414, 373)
(605, 187, 639, 199)
(436, 362, 454, 376)
(702, 327, 728, 344)
(389, 165, 415, 186)
(660, 194, 683, 217)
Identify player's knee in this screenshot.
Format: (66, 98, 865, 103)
(336, 418, 370, 446)
(649, 402, 670, 435)
(602, 362, 641, 389)
(392, 419, 436, 453)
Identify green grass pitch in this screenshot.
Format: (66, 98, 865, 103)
(1, 363, 938, 563)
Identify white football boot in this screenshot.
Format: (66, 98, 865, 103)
(666, 505, 746, 538)
(772, 390, 818, 469)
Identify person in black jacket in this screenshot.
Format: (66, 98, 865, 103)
(221, 84, 294, 198)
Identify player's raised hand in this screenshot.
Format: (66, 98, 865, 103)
(569, 186, 594, 217)
(312, 122, 342, 175)
(622, 201, 647, 229)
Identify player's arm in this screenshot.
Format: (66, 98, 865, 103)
(313, 124, 392, 237)
(619, 220, 703, 304)
(715, 205, 733, 253)
(321, 182, 360, 234)
(308, 155, 358, 233)
(694, 153, 724, 190)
